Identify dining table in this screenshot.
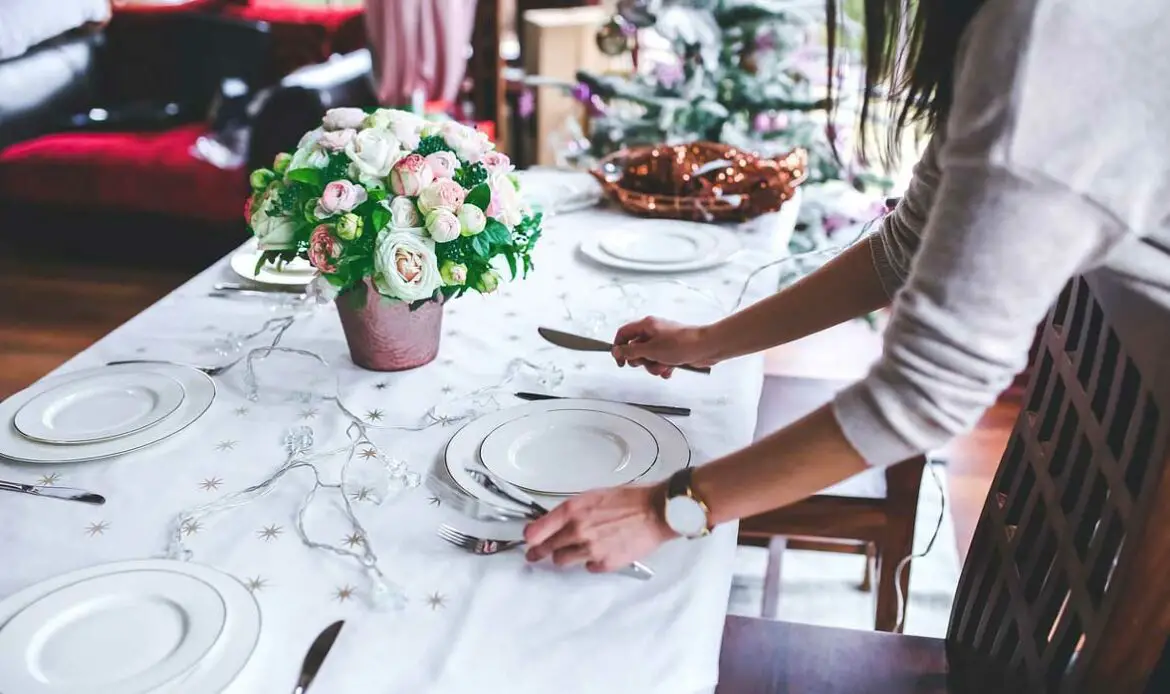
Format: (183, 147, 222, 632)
(0, 183, 801, 694)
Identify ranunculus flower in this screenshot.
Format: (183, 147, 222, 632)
(386, 196, 421, 229)
(273, 152, 292, 174)
(485, 173, 525, 227)
(315, 180, 368, 219)
(336, 213, 364, 240)
(440, 260, 468, 286)
(457, 203, 486, 236)
(323, 107, 367, 131)
(424, 151, 459, 179)
(425, 209, 461, 243)
(480, 151, 513, 175)
(318, 128, 356, 152)
(308, 225, 342, 273)
(250, 189, 298, 250)
(389, 154, 434, 196)
(364, 109, 426, 149)
(439, 121, 492, 163)
(474, 269, 501, 294)
(373, 230, 442, 302)
(417, 178, 466, 215)
(345, 128, 403, 184)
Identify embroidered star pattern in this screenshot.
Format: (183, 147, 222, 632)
(349, 487, 374, 502)
(37, 473, 61, 487)
(135, 346, 148, 354)
(257, 524, 282, 541)
(85, 521, 109, 537)
(373, 381, 389, 391)
(299, 407, 319, 420)
(245, 576, 268, 593)
(199, 477, 223, 491)
(334, 585, 356, 602)
(359, 448, 378, 460)
(428, 495, 441, 507)
(507, 335, 520, 342)
(365, 409, 384, 423)
(182, 519, 203, 536)
(441, 386, 455, 394)
(342, 532, 365, 548)
(575, 362, 587, 371)
(426, 592, 446, 610)
(504, 311, 518, 318)
(215, 440, 238, 452)
(233, 406, 250, 417)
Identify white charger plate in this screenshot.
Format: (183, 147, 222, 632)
(580, 223, 740, 273)
(0, 364, 215, 464)
(479, 409, 659, 495)
(230, 239, 316, 286)
(0, 560, 261, 694)
(14, 371, 186, 445)
(446, 399, 691, 509)
(0, 570, 226, 694)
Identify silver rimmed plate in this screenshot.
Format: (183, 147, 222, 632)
(479, 408, 660, 495)
(14, 371, 186, 445)
(445, 398, 691, 510)
(230, 238, 316, 286)
(0, 364, 215, 464)
(580, 222, 739, 273)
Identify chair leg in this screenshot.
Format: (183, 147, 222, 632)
(875, 527, 915, 633)
(761, 537, 786, 620)
(860, 543, 875, 592)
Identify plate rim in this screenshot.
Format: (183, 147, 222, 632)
(0, 364, 216, 464)
(596, 226, 719, 265)
(478, 407, 661, 496)
(0, 569, 228, 694)
(229, 242, 316, 286)
(13, 371, 187, 446)
(579, 225, 740, 273)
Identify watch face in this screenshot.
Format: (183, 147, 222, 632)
(665, 495, 707, 537)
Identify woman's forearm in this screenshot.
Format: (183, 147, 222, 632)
(702, 236, 891, 362)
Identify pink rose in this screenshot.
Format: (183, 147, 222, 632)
(425, 209, 461, 243)
(417, 178, 467, 214)
(308, 225, 341, 273)
(315, 180, 368, 219)
(480, 151, 513, 175)
(318, 128, 356, 152)
(424, 151, 459, 179)
(389, 154, 434, 196)
(243, 195, 254, 223)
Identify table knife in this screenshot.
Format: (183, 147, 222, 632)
(0, 480, 105, 505)
(515, 391, 690, 417)
(292, 620, 344, 694)
(537, 327, 711, 375)
(214, 282, 306, 294)
(465, 469, 654, 581)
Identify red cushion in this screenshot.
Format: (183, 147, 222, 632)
(0, 126, 246, 224)
(224, 2, 363, 29)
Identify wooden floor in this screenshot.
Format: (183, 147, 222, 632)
(0, 252, 1011, 563)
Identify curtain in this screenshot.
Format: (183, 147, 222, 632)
(364, 0, 480, 107)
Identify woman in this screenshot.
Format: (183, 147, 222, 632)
(524, 0, 1170, 570)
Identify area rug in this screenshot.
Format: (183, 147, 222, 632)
(727, 463, 960, 637)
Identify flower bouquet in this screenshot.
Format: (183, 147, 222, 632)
(245, 108, 543, 370)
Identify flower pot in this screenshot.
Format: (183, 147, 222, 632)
(336, 281, 443, 371)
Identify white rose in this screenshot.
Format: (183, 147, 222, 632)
(345, 128, 404, 184)
(440, 121, 492, 163)
(385, 196, 421, 229)
(364, 108, 426, 150)
(457, 203, 486, 236)
(323, 107, 367, 131)
(288, 142, 329, 172)
(486, 173, 525, 228)
(250, 191, 298, 251)
(318, 128, 356, 152)
(298, 127, 324, 149)
(373, 230, 443, 302)
(425, 209, 461, 243)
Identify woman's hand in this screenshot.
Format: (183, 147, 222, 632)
(523, 484, 677, 573)
(612, 317, 719, 378)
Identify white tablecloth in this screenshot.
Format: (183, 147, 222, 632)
(0, 200, 795, 694)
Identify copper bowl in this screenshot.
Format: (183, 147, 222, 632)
(590, 142, 807, 223)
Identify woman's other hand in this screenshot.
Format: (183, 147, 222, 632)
(612, 317, 718, 378)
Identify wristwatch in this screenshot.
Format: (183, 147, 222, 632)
(663, 468, 712, 539)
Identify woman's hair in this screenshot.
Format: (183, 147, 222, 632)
(829, 0, 987, 164)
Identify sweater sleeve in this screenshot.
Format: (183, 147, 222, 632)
(869, 134, 944, 298)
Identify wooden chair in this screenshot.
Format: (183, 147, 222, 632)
(739, 375, 927, 632)
(718, 273, 1170, 692)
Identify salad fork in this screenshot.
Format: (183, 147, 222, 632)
(437, 524, 524, 555)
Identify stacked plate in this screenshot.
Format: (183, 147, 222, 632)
(0, 364, 215, 464)
(445, 399, 691, 507)
(0, 560, 260, 694)
(230, 238, 316, 287)
(580, 222, 740, 273)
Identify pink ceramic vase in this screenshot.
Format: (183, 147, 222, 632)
(336, 280, 443, 371)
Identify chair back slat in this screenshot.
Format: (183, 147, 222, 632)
(946, 274, 1170, 693)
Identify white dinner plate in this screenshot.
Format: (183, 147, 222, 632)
(580, 222, 740, 273)
(0, 560, 261, 694)
(230, 239, 316, 286)
(445, 399, 691, 509)
(597, 225, 719, 265)
(479, 409, 659, 495)
(0, 570, 226, 694)
(0, 364, 215, 464)
(14, 371, 186, 445)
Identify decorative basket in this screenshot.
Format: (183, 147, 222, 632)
(590, 142, 807, 223)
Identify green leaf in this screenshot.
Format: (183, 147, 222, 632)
(504, 251, 517, 280)
(367, 187, 388, 203)
(482, 219, 510, 247)
(371, 206, 391, 233)
(470, 233, 491, 257)
(465, 183, 491, 211)
(286, 168, 324, 187)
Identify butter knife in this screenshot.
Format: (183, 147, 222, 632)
(537, 327, 711, 374)
(0, 480, 105, 505)
(214, 282, 306, 294)
(515, 391, 690, 417)
(465, 469, 655, 581)
(292, 620, 344, 693)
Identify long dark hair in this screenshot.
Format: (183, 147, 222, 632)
(828, 0, 987, 164)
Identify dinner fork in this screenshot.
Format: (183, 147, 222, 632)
(437, 524, 653, 580)
(106, 356, 245, 377)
